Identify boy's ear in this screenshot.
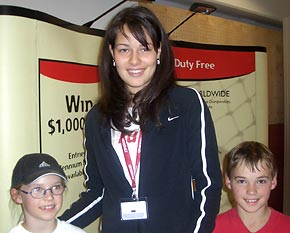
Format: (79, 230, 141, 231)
(225, 175, 232, 189)
(271, 174, 278, 190)
(10, 188, 23, 205)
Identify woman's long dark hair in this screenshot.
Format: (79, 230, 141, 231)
(98, 6, 176, 133)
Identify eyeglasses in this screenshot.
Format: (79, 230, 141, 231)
(19, 184, 65, 199)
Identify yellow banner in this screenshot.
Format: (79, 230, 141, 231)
(0, 6, 102, 232)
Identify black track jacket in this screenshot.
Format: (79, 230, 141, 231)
(60, 86, 222, 233)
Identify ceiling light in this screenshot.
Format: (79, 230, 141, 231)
(189, 2, 216, 15)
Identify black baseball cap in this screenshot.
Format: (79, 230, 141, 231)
(11, 153, 67, 188)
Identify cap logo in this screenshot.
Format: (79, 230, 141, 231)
(39, 161, 51, 168)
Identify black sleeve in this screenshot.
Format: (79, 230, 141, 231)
(59, 107, 104, 228)
(189, 89, 222, 233)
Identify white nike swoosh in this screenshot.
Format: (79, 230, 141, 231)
(168, 116, 180, 121)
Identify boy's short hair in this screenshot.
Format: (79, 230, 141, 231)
(11, 153, 67, 188)
(225, 141, 277, 179)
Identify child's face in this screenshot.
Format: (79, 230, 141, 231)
(12, 174, 64, 224)
(225, 161, 277, 216)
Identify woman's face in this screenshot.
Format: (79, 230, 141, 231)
(110, 25, 161, 94)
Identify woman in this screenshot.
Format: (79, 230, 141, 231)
(60, 5, 222, 233)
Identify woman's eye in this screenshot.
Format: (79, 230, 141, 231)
(119, 48, 128, 53)
(141, 45, 153, 52)
(141, 47, 149, 52)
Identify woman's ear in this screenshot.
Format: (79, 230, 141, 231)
(109, 44, 114, 59)
(225, 175, 232, 190)
(10, 188, 23, 205)
(157, 44, 162, 59)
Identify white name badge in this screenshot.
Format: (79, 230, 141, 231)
(120, 198, 148, 221)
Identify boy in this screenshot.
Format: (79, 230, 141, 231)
(214, 141, 290, 233)
(9, 153, 86, 233)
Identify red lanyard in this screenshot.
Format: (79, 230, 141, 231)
(120, 131, 142, 190)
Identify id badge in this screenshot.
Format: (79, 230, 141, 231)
(120, 197, 148, 221)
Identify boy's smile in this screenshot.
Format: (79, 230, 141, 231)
(226, 160, 277, 216)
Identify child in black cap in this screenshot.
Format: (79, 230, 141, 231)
(9, 153, 86, 233)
